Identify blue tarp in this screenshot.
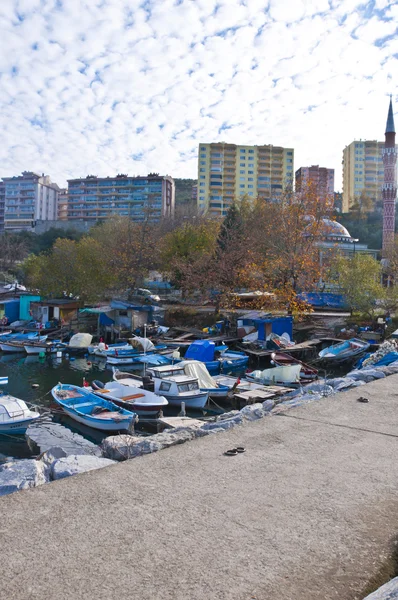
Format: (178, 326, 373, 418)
(298, 293, 349, 310)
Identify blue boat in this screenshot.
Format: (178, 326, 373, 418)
(318, 338, 370, 365)
(51, 383, 136, 431)
(183, 340, 249, 375)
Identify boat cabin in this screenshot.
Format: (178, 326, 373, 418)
(147, 366, 200, 393)
(185, 340, 226, 362)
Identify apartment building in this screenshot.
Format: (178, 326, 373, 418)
(0, 182, 5, 233)
(1, 172, 60, 231)
(295, 165, 334, 200)
(197, 143, 294, 216)
(67, 174, 175, 223)
(342, 141, 388, 212)
(57, 188, 68, 221)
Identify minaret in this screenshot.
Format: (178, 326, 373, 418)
(382, 96, 397, 256)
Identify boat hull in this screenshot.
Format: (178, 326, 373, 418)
(0, 343, 26, 353)
(24, 345, 63, 355)
(0, 415, 40, 435)
(58, 407, 133, 431)
(164, 392, 209, 409)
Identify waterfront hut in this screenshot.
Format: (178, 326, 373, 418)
(110, 300, 164, 331)
(0, 299, 20, 324)
(237, 313, 293, 342)
(30, 299, 80, 326)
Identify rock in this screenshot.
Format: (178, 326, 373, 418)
(0, 459, 49, 497)
(301, 382, 335, 396)
(202, 414, 243, 431)
(240, 403, 266, 421)
(217, 410, 240, 421)
(363, 576, 398, 599)
(348, 369, 386, 382)
(51, 455, 116, 480)
(101, 428, 198, 461)
(262, 399, 275, 412)
(278, 392, 323, 410)
(39, 446, 68, 467)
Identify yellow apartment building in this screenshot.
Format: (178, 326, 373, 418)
(197, 143, 294, 216)
(342, 140, 387, 213)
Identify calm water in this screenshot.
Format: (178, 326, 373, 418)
(0, 353, 148, 462)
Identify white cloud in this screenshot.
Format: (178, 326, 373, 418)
(0, 0, 396, 192)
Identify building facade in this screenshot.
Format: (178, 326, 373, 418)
(295, 165, 334, 200)
(67, 174, 175, 223)
(0, 182, 5, 233)
(382, 97, 397, 256)
(1, 172, 60, 231)
(342, 141, 388, 213)
(197, 143, 294, 216)
(58, 188, 68, 221)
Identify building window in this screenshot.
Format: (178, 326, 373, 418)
(248, 192, 254, 196)
(240, 184, 245, 188)
(287, 151, 293, 155)
(248, 177, 253, 181)
(200, 168, 206, 172)
(200, 161, 206, 165)
(248, 170, 253, 174)
(248, 149, 254, 154)
(248, 163, 254, 168)
(248, 184, 254, 188)
(240, 177, 245, 181)
(240, 149, 246, 153)
(240, 163, 245, 167)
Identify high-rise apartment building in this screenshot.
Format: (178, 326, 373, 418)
(58, 188, 68, 221)
(197, 143, 294, 216)
(67, 174, 175, 223)
(295, 165, 334, 200)
(0, 182, 5, 233)
(342, 141, 390, 213)
(1, 172, 60, 231)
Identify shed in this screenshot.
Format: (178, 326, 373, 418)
(0, 299, 20, 323)
(253, 316, 293, 342)
(19, 295, 41, 321)
(30, 299, 79, 325)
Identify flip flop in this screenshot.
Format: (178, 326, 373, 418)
(224, 449, 238, 456)
(357, 397, 369, 403)
(236, 447, 246, 453)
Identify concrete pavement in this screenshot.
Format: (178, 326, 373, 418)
(2, 376, 398, 600)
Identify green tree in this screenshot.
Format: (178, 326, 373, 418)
(334, 254, 384, 317)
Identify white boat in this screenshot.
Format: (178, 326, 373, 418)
(91, 380, 168, 417)
(113, 366, 209, 409)
(24, 341, 65, 355)
(245, 364, 302, 386)
(177, 360, 230, 399)
(0, 335, 48, 353)
(0, 395, 40, 434)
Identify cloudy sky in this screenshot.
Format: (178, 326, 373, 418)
(0, 0, 397, 190)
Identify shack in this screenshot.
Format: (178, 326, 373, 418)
(0, 299, 20, 324)
(30, 299, 80, 326)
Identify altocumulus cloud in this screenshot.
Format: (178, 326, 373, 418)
(0, 0, 396, 188)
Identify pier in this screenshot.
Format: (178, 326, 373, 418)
(2, 375, 398, 599)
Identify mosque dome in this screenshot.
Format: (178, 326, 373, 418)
(321, 218, 353, 240)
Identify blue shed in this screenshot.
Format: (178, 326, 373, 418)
(0, 299, 20, 323)
(253, 316, 293, 342)
(19, 295, 41, 320)
(185, 340, 216, 362)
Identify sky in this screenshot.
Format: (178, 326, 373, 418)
(0, 0, 397, 191)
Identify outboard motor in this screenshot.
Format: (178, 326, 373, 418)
(91, 380, 105, 390)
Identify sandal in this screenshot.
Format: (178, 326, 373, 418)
(357, 397, 369, 403)
(236, 447, 246, 453)
(224, 449, 238, 456)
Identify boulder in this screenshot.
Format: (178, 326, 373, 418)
(51, 455, 116, 480)
(101, 428, 198, 461)
(240, 403, 266, 421)
(363, 576, 398, 599)
(327, 377, 356, 391)
(262, 399, 275, 412)
(0, 459, 49, 497)
(301, 382, 335, 396)
(39, 446, 68, 467)
(202, 414, 243, 431)
(348, 369, 386, 382)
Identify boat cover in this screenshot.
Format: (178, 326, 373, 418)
(69, 333, 93, 348)
(252, 364, 301, 383)
(178, 360, 218, 389)
(129, 337, 155, 352)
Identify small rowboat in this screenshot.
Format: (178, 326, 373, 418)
(51, 383, 136, 432)
(271, 352, 318, 381)
(318, 338, 370, 365)
(91, 380, 168, 417)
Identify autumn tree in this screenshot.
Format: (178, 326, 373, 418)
(0, 234, 29, 275)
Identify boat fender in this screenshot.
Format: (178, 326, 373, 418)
(92, 380, 105, 390)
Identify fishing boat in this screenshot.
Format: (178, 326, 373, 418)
(271, 352, 318, 381)
(24, 340, 66, 355)
(112, 367, 209, 409)
(318, 338, 370, 365)
(245, 364, 302, 386)
(0, 335, 48, 353)
(177, 360, 230, 399)
(51, 383, 136, 431)
(91, 380, 168, 416)
(0, 395, 40, 434)
(183, 340, 249, 375)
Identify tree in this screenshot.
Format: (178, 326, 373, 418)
(0, 234, 29, 275)
(333, 253, 384, 317)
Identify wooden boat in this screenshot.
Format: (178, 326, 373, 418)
(245, 364, 302, 386)
(318, 338, 370, 365)
(112, 367, 209, 409)
(183, 340, 248, 375)
(51, 383, 136, 431)
(271, 352, 318, 381)
(0, 335, 48, 353)
(24, 341, 66, 355)
(0, 395, 40, 434)
(91, 380, 168, 417)
(177, 360, 230, 399)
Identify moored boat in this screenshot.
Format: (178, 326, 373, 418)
(51, 383, 136, 431)
(245, 364, 302, 386)
(0, 395, 40, 434)
(177, 360, 230, 399)
(271, 352, 318, 381)
(91, 380, 168, 416)
(318, 338, 370, 365)
(24, 341, 66, 355)
(0, 335, 48, 353)
(112, 366, 209, 409)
